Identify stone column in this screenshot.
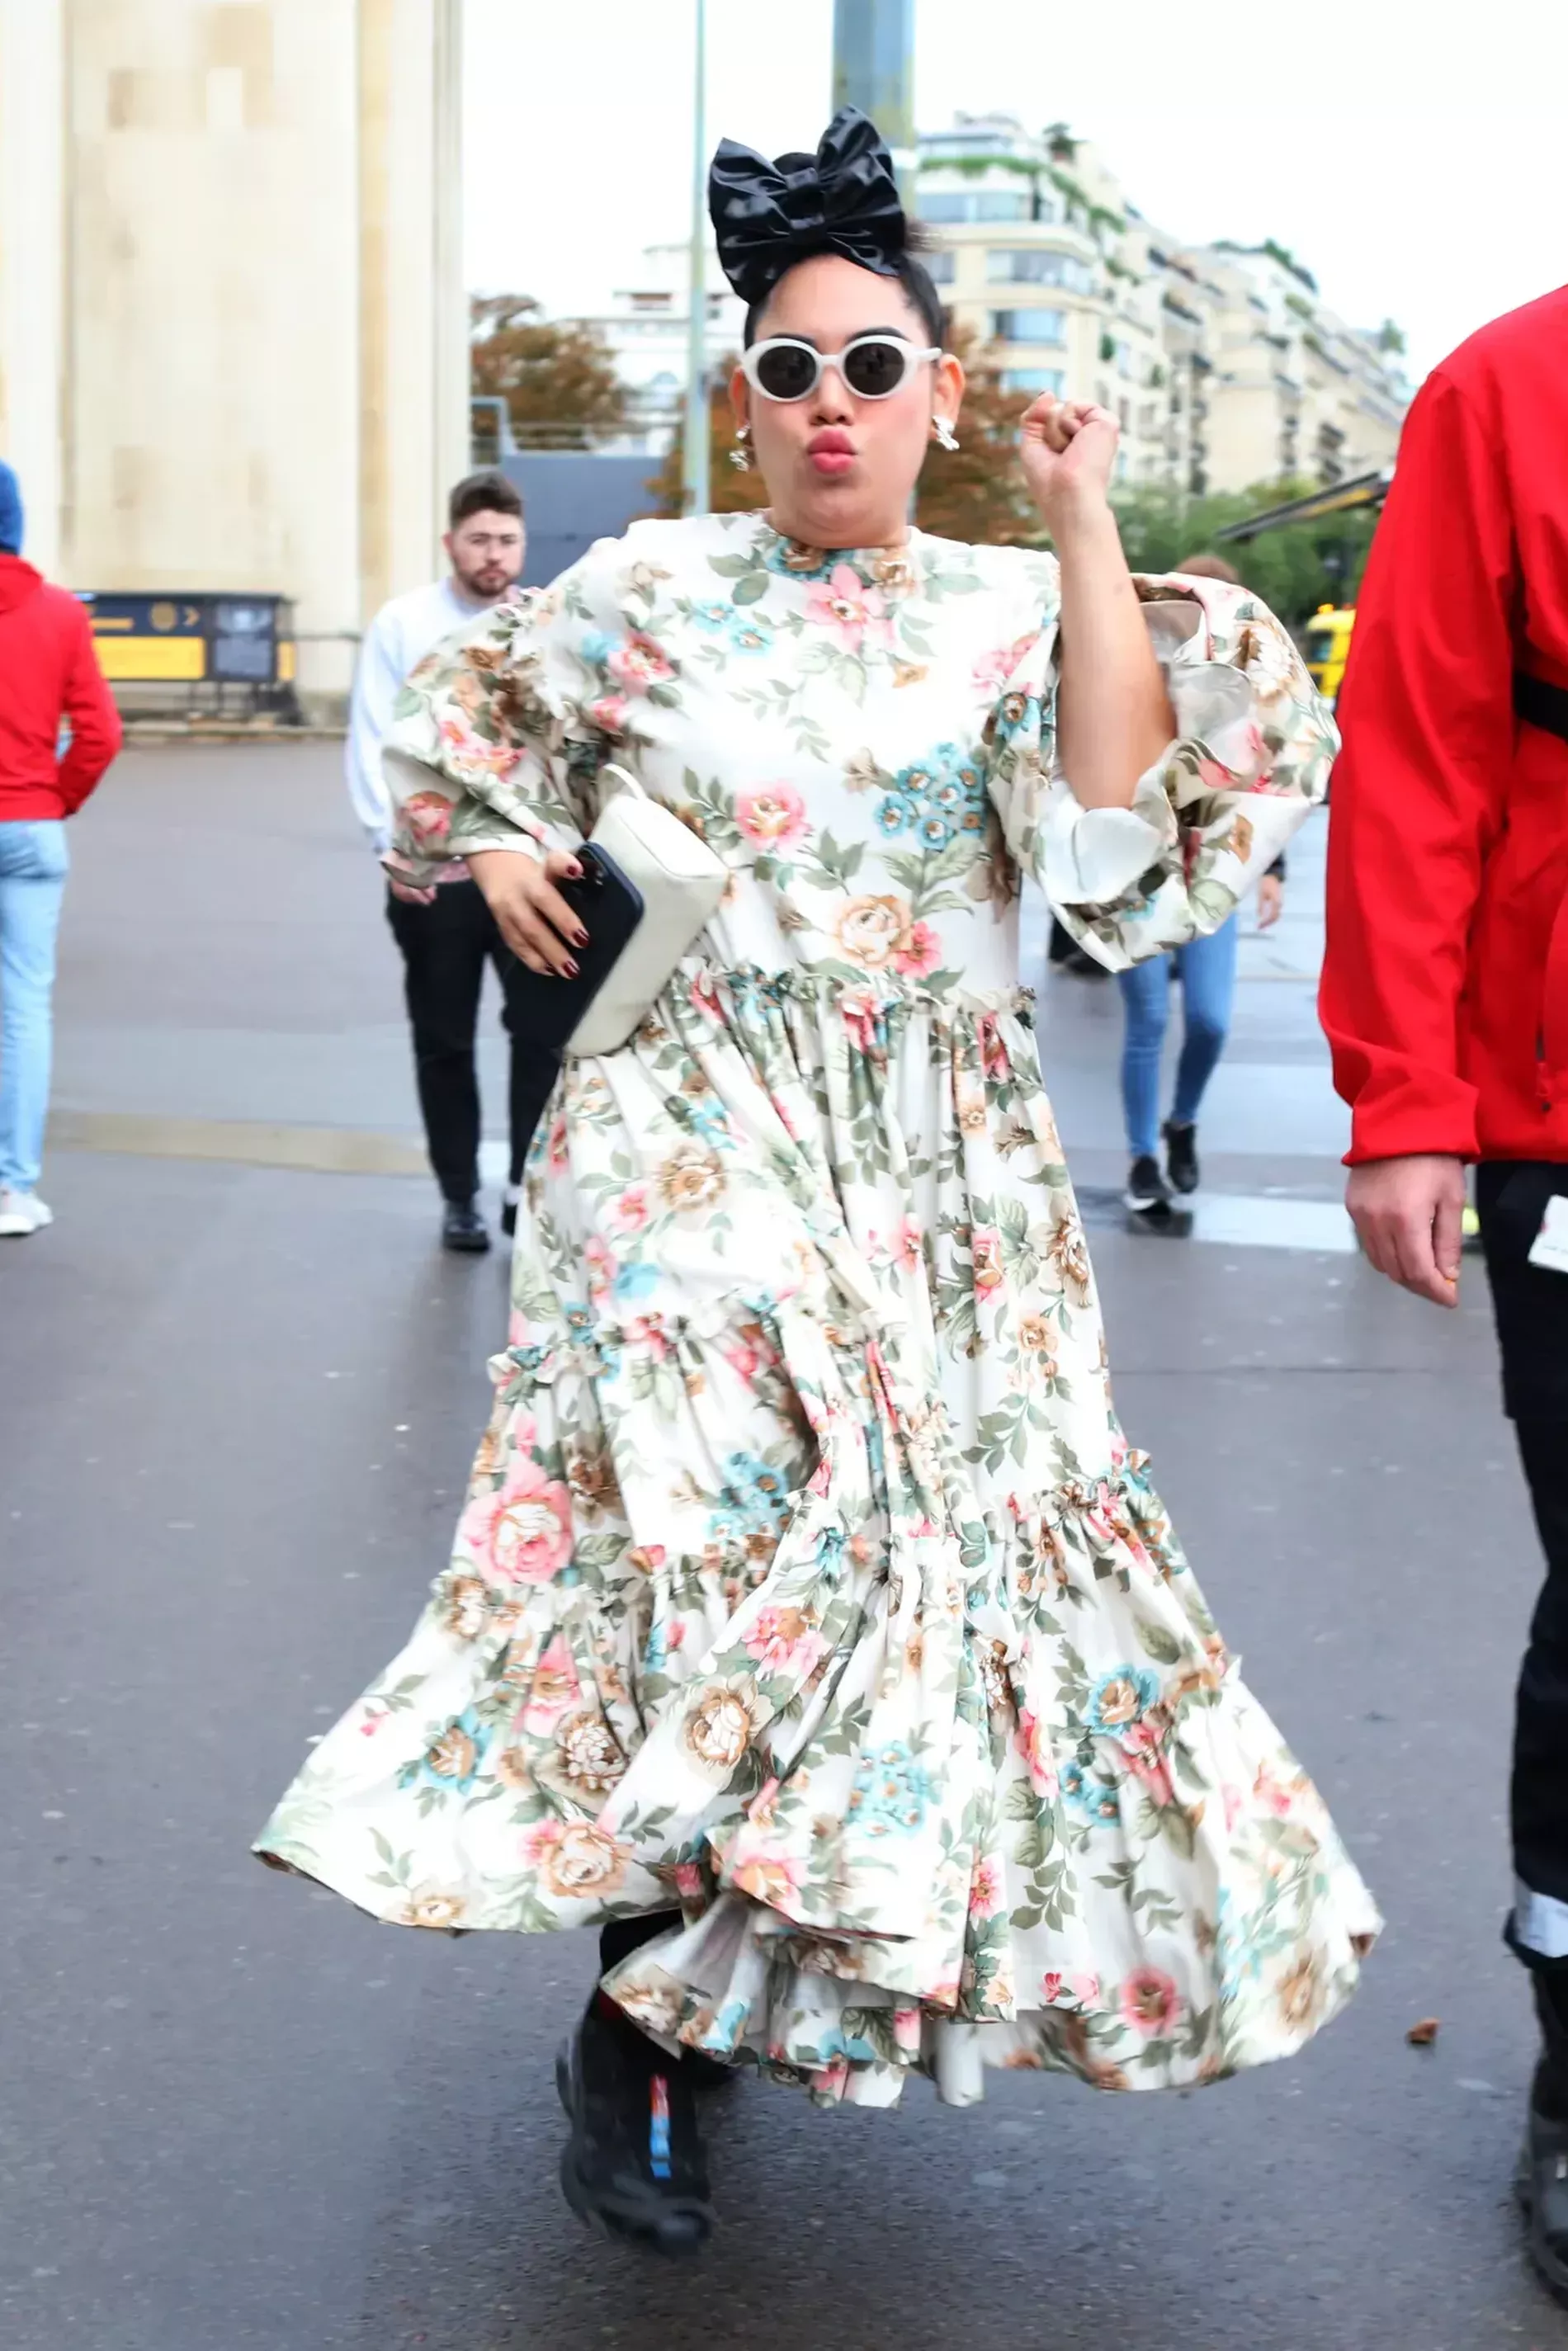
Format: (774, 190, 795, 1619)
(0, 0, 66, 575)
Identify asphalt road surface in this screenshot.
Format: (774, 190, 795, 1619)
(3, 746, 1566, 2349)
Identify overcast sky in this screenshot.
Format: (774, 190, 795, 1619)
(465, 0, 1566, 382)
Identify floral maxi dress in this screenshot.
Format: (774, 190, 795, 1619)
(257, 514, 1379, 2106)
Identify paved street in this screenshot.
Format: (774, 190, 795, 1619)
(4, 743, 1567, 2349)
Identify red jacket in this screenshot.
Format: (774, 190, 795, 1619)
(1320, 284, 1568, 1164)
(0, 555, 122, 819)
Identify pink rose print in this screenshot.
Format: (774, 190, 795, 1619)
(673, 1861, 706, 1900)
(402, 789, 454, 847)
(735, 782, 807, 849)
(804, 564, 893, 655)
(546, 1112, 569, 1173)
(583, 1235, 615, 1299)
(462, 1459, 574, 1586)
(896, 1216, 923, 1275)
(891, 918, 941, 980)
(743, 1604, 826, 1681)
(967, 1857, 1004, 1919)
(971, 633, 1037, 693)
(587, 692, 631, 735)
(1013, 1708, 1060, 1798)
(607, 633, 675, 692)
(971, 1227, 1005, 1294)
(608, 1183, 649, 1235)
(519, 1631, 583, 1731)
(1120, 1966, 1181, 2038)
(1071, 1971, 1101, 2008)
(436, 712, 516, 777)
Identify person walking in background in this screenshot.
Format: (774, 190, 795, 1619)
(1319, 285, 1568, 2301)
(1119, 552, 1286, 1215)
(348, 468, 555, 1254)
(0, 460, 121, 1239)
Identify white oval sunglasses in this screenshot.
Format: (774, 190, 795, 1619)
(740, 332, 943, 404)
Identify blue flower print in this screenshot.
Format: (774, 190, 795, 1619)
(579, 630, 616, 668)
(876, 792, 917, 836)
(612, 1260, 661, 1307)
(848, 1740, 930, 1839)
(1086, 1664, 1161, 1738)
(404, 1707, 490, 1794)
(918, 813, 954, 851)
(690, 601, 732, 634)
(1061, 1755, 1120, 1826)
(728, 613, 774, 657)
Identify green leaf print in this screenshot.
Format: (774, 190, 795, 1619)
(732, 573, 770, 607)
(1136, 1620, 1184, 1667)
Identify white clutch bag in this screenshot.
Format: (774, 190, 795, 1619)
(565, 764, 728, 1057)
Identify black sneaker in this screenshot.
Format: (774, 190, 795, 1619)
(557, 1999, 714, 2255)
(441, 1198, 491, 1254)
(1124, 1154, 1172, 1214)
(1164, 1119, 1201, 1196)
(500, 1186, 521, 1239)
(1518, 2065, 1568, 2304)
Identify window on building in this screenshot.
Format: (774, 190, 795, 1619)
(1002, 368, 1067, 396)
(919, 189, 1031, 224)
(989, 308, 1067, 346)
(923, 247, 956, 285)
(985, 248, 1092, 292)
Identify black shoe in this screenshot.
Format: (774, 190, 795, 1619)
(441, 1198, 491, 1254)
(557, 2000, 714, 2256)
(1164, 1119, 1201, 1196)
(1518, 2065, 1568, 2304)
(1124, 1154, 1173, 1215)
(500, 1188, 520, 1239)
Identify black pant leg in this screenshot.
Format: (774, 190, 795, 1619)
(1476, 1161, 1568, 1965)
(385, 880, 489, 1204)
(490, 925, 563, 1185)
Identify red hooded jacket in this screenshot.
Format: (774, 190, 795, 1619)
(1320, 284, 1568, 1165)
(0, 555, 122, 820)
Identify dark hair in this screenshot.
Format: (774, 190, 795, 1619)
(744, 237, 947, 349)
(448, 468, 523, 529)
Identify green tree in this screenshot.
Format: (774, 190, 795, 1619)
(1111, 479, 1377, 626)
(470, 295, 629, 449)
(647, 361, 762, 517)
(914, 324, 1043, 548)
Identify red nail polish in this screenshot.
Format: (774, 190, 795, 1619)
(563, 957, 579, 976)
(574, 928, 589, 947)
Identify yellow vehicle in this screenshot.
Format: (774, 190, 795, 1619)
(1305, 604, 1355, 707)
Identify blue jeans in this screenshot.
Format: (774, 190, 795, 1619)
(0, 819, 69, 1192)
(1117, 916, 1238, 1160)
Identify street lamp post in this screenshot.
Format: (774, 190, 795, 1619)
(682, 0, 711, 518)
(832, 0, 915, 195)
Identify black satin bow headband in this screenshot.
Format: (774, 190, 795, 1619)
(708, 106, 908, 309)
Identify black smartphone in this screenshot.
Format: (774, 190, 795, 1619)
(503, 843, 645, 1060)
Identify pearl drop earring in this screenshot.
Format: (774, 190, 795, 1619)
(933, 416, 960, 452)
(730, 423, 752, 472)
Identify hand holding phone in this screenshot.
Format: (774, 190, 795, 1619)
(468, 846, 589, 976)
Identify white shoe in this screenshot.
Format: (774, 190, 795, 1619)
(0, 1187, 54, 1237)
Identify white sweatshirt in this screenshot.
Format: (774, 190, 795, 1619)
(345, 577, 494, 852)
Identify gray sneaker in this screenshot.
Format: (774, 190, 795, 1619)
(0, 1187, 53, 1238)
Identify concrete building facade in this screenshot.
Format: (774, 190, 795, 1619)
(0, 0, 466, 716)
(913, 113, 1408, 501)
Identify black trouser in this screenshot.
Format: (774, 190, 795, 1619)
(385, 879, 558, 1205)
(1476, 1161, 1568, 1972)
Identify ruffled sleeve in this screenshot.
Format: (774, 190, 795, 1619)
(380, 549, 617, 889)
(985, 574, 1338, 969)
